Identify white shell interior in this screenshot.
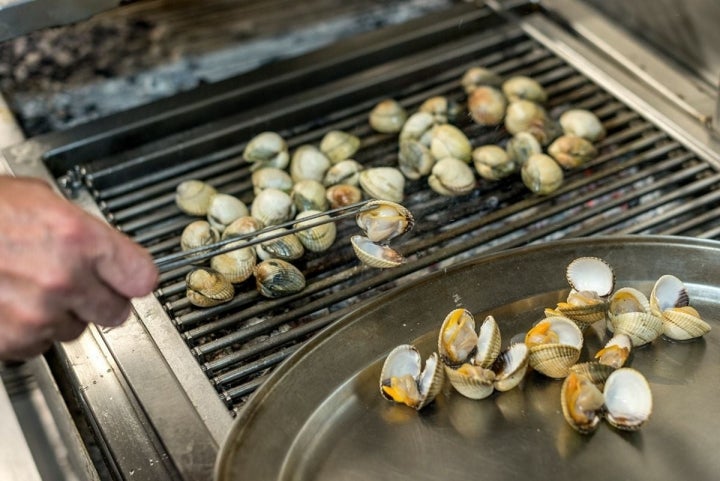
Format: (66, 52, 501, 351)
(566, 257, 614, 296)
(603, 368, 652, 424)
(653, 274, 689, 311)
(381, 345, 421, 381)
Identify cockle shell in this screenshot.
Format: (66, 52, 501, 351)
(525, 316, 583, 379)
(444, 364, 496, 400)
(506, 131, 542, 167)
(254, 259, 306, 298)
(207, 193, 249, 232)
(369, 99, 408, 134)
(221, 216, 264, 241)
(505, 100, 561, 145)
(418, 96, 462, 124)
(428, 157, 476, 196)
(566, 257, 615, 296)
(595, 333, 632, 368)
(210, 242, 256, 284)
(251, 167, 293, 195)
(399, 112, 435, 146)
(430, 124, 472, 163)
(609, 287, 662, 346)
(398, 140, 435, 180)
(355, 200, 414, 243)
(559, 109, 605, 143)
(294, 210, 337, 252)
(350, 235, 406, 268)
(251, 188, 295, 226)
(460, 66, 502, 94)
(649, 274, 711, 340)
(243, 131, 290, 170)
(320, 130, 361, 163)
(467, 85, 506, 126)
(502, 76, 547, 104)
(290, 145, 331, 183)
(380, 344, 444, 410)
(492, 343, 529, 392)
(561, 371, 604, 434)
(472, 145, 516, 181)
(325, 184, 363, 209)
(255, 229, 305, 261)
(521, 153, 563, 195)
(358, 167, 405, 203)
(175, 180, 217, 216)
(547, 134, 597, 169)
(180, 220, 220, 252)
(569, 362, 616, 387)
(438, 308, 480, 366)
(186, 268, 234, 307)
(323, 159, 363, 187)
(291, 179, 328, 212)
(603, 368, 652, 431)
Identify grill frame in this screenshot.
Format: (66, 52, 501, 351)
(3, 2, 720, 480)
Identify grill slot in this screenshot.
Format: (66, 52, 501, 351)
(61, 20, 720, 413)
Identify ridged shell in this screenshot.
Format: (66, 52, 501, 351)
(255, 229, 305, 261)
(649, 274, 690, 317)
(467, 86, 506, 126)
(380, 345, 444, 410)
(521, 153, 563, 195)
(492, 343, 529, 392)
(355, 200, 414, 243)
(320, 130, 360, 163)
(547, 134, 597, 169)
(662, 306, 711, 341)
(474, 315, 502, 369)
(569, 362, 615, 387)
(548, 298, 607, 331)
(460, 66, 502, 94)
(603, 368, 652, 431)
(438, 308, 478, 366)
(185, 268, 234, 307)
(243, 131, 290, 170)
(418, 96, 461, 124)
(207, 193, 249, 232)
(430, 125, 472, 163)
(290, 145, 331, 183)
(473, 145, 516, 181)
(294, 210, 337, 252)
(594, 333, 632, 368)
(251, 167, 293, 195)
(323, 160, 364, 187)
(221, 216, 264, 241)
(559, 109, 606, 143)
(610, 311, 663, 347)
(399, 112, 435, 146)
(444, 364, 495, 400)
(428, 157, 476, 196)
(369, 99, 408, 134)
(505, 100, 561, 145)
(358, 167, 405, 203)
(506, 131, 542, 167)
(566, 257, 615, 296)
(350, 235, 406, 268)
(291, 179, 328, 212)
(502, 76, 547, 103)
(525, 317, 583, 379)
(251, 188, 296, 226)
(175, 180, 217, 216)
(210, 243, 256, 284)
(398, 140, 435, 180)
(254, 259, 306, 298)
(325, 184, 363, 209)
(560, 371, 604, 434)
(180, 220, 220, 252)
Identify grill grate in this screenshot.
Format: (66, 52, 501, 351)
(81, 23, 720, 413)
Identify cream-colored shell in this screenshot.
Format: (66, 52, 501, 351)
(380, 344, 444, 410)
(610, 311, 663, 347)
(320, 130, 361, 163)
(355, 200, 414, 244)
(175, 180, 217, 216)
(430, 124, 472, 163)
(444, 364, 495, 400)
(525, 316, 583, 379)
(560, 371, 604, 434)
(210, 243, 256, 284)
(185, 268, 234, 307)
(369, 99, 408, 134)
(294, 210, 337, 252)
(254, 259, 306, 298)
(358, 167, 405, 203)
(350, 235, 405, 268)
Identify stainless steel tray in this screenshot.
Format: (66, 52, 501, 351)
(215, 236, 720, 481)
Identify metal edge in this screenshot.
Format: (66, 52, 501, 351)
(215, 234, 720, 479)
(520, 6, 720, 169)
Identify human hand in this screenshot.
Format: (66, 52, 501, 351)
(0, 176, 158, 361)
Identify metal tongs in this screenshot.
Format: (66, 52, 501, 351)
(153, 200, 374, 273)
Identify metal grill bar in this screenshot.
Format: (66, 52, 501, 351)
(68, 21, 720, 413)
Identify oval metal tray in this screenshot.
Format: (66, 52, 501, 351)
(216, 236, 720, 481)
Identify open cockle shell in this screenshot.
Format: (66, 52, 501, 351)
(380, 344, 444, 410)
(608, 287, 662, 346)
(437, 308, 478, 366)
(650, 275, 711, 340)
(492, 343, 529, 392)
(444, 364, 496, 400)
(561, 371, 604, 434)
(603, 368, 652, 431)
(566, 257, 615, 296)
(594, 333, 632, 368)
(569, 362, 615, 388)
(525, 316, 583, 379)
(351, 235, 406, 269)
(355, 200, 415, 244)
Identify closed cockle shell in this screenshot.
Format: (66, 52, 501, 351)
(419, 96, 462, 124)
(547, 134, 597, 169)
(430, 124, 472, 163)
(221, 216, 264, 241)
(607, 286, 651, 333)
(399, 111, 435, 146)
(323, 159, 364, 186)
(369, 99, 408, 134)
(569, 362, 616, 387)
(320, 130, 361, 163)
(492, 342, 529, 392)
(380, 344, 444, 410)
(461, 66, 503, 94)
(243, 131, 290, 170)
(502, 76, 547, 104)
(251, 167, 293, 195)
(290, 145, 331, 183)
(559, 109, 605, 142)
(437, 308, 479, 366)
(525, 316, 583, 379)
(294, 210, 337, 252)
(207, 193, 249, 232)
(505, 100, 561, 145)
(175, 180, 217, 216)
(467, 85, 506, 126)
(180, 220, 220, 252)
(428, 157, 476, 196)
(251, 188, 295, 226)
(662, 306, 711, 341)
(445, 363, 496, 400)
(521, 153, 564, 195)
(398, 140, 435, 180)
(254, 259, 306, 298)
(350, 235, 406, 268)
(325, 184, 363, 209)
(506, 132, 541, 167)
(611, 311, 663, 347)
(594, 333, 632, 368)
(210, 242, 256, 284)
(255, 229, 305, 261)
(186, 267, 234, 307)
(359, 167, 405, 203)
(355, 200, 414, 243)
(472, 145, 516, 181)
(291, 179, 328, 212)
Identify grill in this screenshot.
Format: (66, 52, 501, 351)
(3, 1, 720, 480)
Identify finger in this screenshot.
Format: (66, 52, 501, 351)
(69, 279, 133, 328)
(53, 314, 88, 342)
